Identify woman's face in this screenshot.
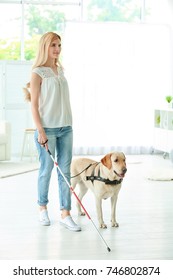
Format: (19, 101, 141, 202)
(48, 38, 61, 59)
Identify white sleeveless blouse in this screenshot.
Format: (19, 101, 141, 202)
(32, 66, 72, 128)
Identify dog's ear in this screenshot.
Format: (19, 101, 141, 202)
(101, 153, 112, 169)
(121, 152, 126, 159)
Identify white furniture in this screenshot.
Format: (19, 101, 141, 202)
(154, 109, 173, 156)
(21, 128, 37, 161)
(0, 121, 11, 161)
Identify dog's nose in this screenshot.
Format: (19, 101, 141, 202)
(122, 167, 127, 174)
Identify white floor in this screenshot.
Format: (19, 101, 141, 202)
(0, 154, 173, 260)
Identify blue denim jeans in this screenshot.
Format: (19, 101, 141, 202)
(34, 126, 73, 211)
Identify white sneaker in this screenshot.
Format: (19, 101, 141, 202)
(39, 209, 50, 226)
(59, 216, 81, 232)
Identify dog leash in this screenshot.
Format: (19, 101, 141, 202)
(71, 162, 123, 185)
(70, 162, 98, 179)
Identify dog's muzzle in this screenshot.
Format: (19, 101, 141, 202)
(114, 167, 127, 178)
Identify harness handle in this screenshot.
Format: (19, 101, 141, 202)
(71, 162, 98, 179)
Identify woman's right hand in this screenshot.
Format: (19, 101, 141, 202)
(37, 129, 48, 150)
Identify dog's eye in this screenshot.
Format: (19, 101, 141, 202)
(114, 159, 118, 162)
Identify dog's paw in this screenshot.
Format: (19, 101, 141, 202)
(111, 222, 119, 227)
(100, 223, 107, 229)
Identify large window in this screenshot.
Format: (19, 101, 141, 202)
(0, 3, 21, 60)
(0, 0, 82, 60)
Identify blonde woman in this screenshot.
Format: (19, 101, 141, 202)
(26, 32, 81, 231)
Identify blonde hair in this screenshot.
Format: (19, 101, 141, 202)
(32, 32, 61, 69)
(23, 32, 61, 102)
(23, 82, 31, 102)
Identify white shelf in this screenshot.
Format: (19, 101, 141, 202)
(154, 109, 173, 153)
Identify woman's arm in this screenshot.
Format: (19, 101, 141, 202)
(30, 72, 48, 149)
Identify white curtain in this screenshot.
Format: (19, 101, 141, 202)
(63, 22, 173, 155)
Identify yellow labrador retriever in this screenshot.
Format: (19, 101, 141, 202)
(71, 152, 127, 228)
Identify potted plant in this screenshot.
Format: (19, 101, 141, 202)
(165, 95, 173, 108)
